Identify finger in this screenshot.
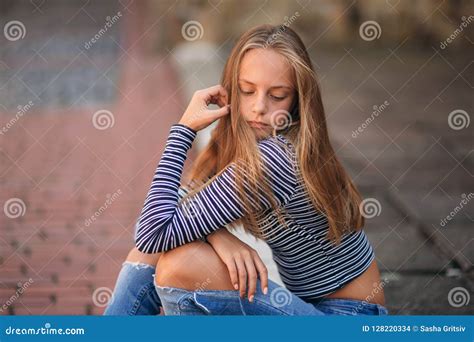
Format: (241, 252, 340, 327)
(210, 95, 227, 108)
(252, 252, 268, 295)
(234, 255, 247, 298)
(207, 105, 230, 120)
(225, 259, 239, 290)
(243, 253, 258, 302)
(203, 85, 228, 105)
(206, 84, 228, 99)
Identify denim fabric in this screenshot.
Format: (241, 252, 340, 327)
(104, 260, 388, 316)
(155, 278, 389, 316)
(103, 261, 162, 315)
(308, 297, 389, 315)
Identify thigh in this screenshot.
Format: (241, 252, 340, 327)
(155, 240, 235, 291)
(155, 278, 325, 316)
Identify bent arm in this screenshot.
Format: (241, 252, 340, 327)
(135, 124, 297, 253)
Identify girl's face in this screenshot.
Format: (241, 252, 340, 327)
(238, 48, 296, 139)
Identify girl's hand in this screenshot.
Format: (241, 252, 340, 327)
(179, 85, 230, 132)
(207, 228, 268, 302)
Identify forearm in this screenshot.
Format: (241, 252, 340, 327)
(207, 227, 245, 251)
(207, 227, 233, 244)
(135, 124, 197, 253)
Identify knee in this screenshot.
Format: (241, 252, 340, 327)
(155, 240, 233, 291)
(155, 240, 209, 287)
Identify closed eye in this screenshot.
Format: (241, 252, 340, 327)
(270, 95, 286, 101)
(239, 88, 286, 101)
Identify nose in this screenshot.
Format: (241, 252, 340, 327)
(252, 93, 267, 116)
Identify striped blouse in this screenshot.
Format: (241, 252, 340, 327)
(135, 123, 375, 300)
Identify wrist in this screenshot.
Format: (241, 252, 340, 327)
(206, 230, 219, 244)
(177, 120, 197, 133)
(207, 228, 229, 244)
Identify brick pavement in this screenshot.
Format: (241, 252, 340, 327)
(1, 1, 472, 316)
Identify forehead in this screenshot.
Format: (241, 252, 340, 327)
(239, 48, 294, 87)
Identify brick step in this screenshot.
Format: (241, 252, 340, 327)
(3, 218, 139, 228)
(1, 262, 124, 285)
(1, 246, 132, 261)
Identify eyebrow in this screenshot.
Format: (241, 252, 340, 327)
(238, 78, 293, 90)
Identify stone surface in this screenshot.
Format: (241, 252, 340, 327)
(1, 1, 472, 316)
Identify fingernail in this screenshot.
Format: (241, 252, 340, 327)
(263, 287, 268, 295)
(249, 295, 254, 302)
(234, 283, 238, 290)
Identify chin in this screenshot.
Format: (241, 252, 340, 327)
(252, 128, 271, 140)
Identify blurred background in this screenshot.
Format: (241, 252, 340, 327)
(0, 0, 472, 315)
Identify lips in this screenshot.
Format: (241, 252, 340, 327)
(247, 121, 269, 129)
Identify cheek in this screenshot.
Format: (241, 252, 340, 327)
(266, 99, 294, 118)
(238, 97, 252, 120)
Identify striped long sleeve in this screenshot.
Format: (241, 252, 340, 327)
(134, 123, 298, 253)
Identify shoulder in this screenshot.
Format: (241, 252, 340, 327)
(257, 134, 298, 176)
(257, 134, 296, 162)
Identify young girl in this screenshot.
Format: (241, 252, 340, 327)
(104, 24, 388, 316)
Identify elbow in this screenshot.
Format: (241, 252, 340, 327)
(134, 217, 176, 253)
(134, 235, 167, 254)
(134, 228, 171, 254)
(134, 241, 157, 254)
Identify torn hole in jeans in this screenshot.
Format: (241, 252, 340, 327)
(123, 261, 155, 271)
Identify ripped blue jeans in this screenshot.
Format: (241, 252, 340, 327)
(104, 261, 389, 316)
(103, 261, 162, 315)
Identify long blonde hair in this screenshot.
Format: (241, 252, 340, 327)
(183, 24, 364, 245)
